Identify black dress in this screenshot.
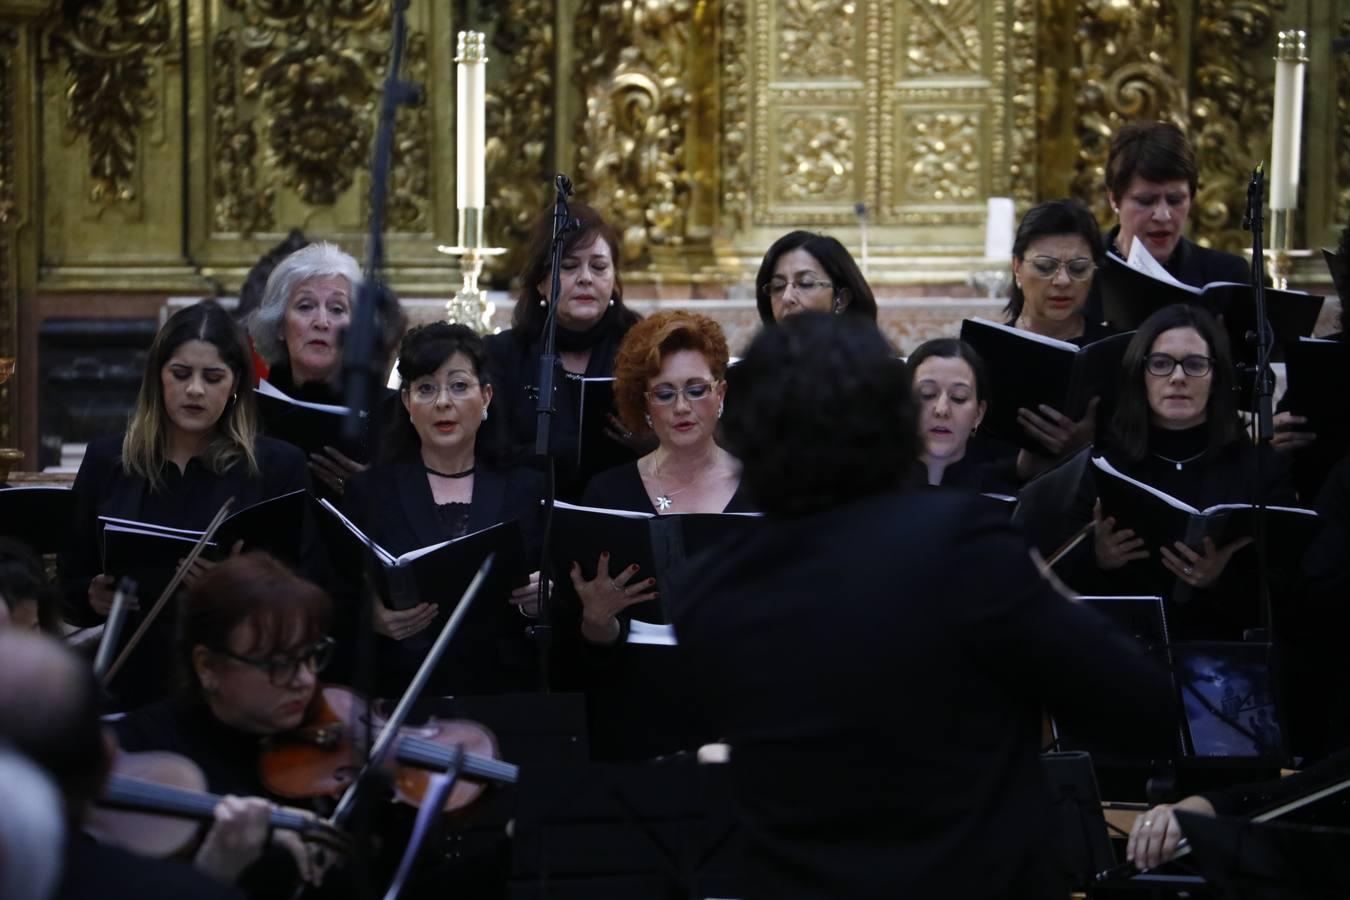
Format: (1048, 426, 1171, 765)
(58, 434, 312, 710)
(671, 489, 1174, 900)
(1038, 424, 1297, 639)
(570, 461, 753, 762)
(342, 456, 545, 697)
(483, 312, 636, 501)
(1085, 227, 1250, 323)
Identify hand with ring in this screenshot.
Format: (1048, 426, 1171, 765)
(1159, 535, 1253, 588)
(309, 445, 366, 497)
(569, 552, 659, 645)
(509, 571, 546, 618)
(1126, 796, 1216, 871)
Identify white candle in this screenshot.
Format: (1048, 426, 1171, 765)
(984, 197, 1016, 260)
(1269, 30, 1306, 211)
(456, 31, 487, 210)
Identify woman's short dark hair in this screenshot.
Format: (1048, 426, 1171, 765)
(380, 323, 495, 463)
(722, 313, 915, 515)
(905, 338, 989, 403)
(0, 538, 59, 634)
(754, 231, 878, 325)
(1105, 121, 1199, 202)
(1004, 199, 1104, 323)
(176, 553, 332, 698)
(509, 202, 640, 340)
(1108, 303, 1240, 460)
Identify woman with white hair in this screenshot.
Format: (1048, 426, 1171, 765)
(246, 242, 405, 495)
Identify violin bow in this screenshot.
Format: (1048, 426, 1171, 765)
(1045, 520, 1096, 570)
(102, 497, 235, 686)
(326, 552, 497, 829)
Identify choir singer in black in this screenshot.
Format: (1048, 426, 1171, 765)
(671, 312, 1173, 900)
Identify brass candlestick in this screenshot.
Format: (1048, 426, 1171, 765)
(437, 207, 505, 332)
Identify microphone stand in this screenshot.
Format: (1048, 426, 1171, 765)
(1242, 164, 1276, 639)
(330, 1, 422, 896)
(527, 174, 578, 692)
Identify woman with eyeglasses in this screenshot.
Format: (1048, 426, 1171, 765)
(483, 203, 645, 501)
(342, 323, 544, 696)
(1063, 305, 1294, 637)
(113, 552, 337, 893)
(564, 310, 745, 760)
(1001, 199, 1117, 481)
(58, 301, 313, 711)
(754, 231, 878, 324)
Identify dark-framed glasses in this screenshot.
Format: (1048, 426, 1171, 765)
(646, 380, 719, 406)
(1144, 353, 1212, 378)
(1024, 256, 1096, 281)
(408, 378, 480, 405)
(216, 635, 335, 686)
(762, 277, 833, 298)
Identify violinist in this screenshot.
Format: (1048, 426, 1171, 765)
(113, 552, 336, 896)
(343, 322, 545, 696)
(0, 630, 245, 900)
(58, 301, 312, 709)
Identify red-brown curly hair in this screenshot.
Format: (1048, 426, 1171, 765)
(613, 310, 730, 434)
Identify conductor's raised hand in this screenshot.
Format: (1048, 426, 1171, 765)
(372, 599, 438, 641)
(1092, 499, 1150, 570)
(570, 552, 658, 645)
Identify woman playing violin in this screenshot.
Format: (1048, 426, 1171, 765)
(114, 552, 336, 896)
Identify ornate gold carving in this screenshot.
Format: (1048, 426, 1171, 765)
(777, 0, 857, 80)
(47, 0, 175, 205)
(902, 0, 981, 77)
(776, 111, 856, 202)
(0, 27, 15, 446)
(484, 0, 554, 281)
(719, 0, 751, 234)
(1188, 1, 1276, 252)
(1068, 0, 1185, 228)
(899, 109, 982, 202)
(211, 29, 274, 234)
(573, 0, 696, 265)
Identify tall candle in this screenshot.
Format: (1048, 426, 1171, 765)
(456, 31, 487, 210)
(1269, 30, 1307, 211)
(984, 197, 1015, 260)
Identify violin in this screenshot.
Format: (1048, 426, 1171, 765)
(85, 748, 351, 859)
(259, 685, 517, 813)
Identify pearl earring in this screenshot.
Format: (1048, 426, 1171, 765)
(481, 407, 488, 421)
(717, 401, 724, 419)
(644, 413, 653, 429)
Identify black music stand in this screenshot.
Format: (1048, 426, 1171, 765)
(1177, 811, 1350, 899)
(1042, 751, 1117, 893)
(509, 762, 743, 899)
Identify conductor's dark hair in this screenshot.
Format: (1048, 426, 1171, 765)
(509, 202, 640, 340)
(906, 338, 989, 403)
(1108, 304, 1240, 461)
(381, 322, 502, 464)
(1105, 121, 1199, 202)
(754, 231, 878, 325)
(722, 313, 915, 515)
(1004, 199, 1104, 323)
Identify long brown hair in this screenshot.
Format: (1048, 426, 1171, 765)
(123, 301, 259, 491)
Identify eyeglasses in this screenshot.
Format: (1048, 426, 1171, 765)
(645, 381, 719, 406)
(1144, 353, 1213, 378)
(407, 378, 480, 404)
(762, 277, 833, 298)
(215, 636, 335, 687)
(1023, 256, 1097, 281)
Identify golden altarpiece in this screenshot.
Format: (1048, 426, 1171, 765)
(0, 0, 1346, 466)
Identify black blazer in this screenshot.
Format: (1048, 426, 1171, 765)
(672, 490, 1173, 900)
(343, 456, 545, 696)
(57, 434, 311, 709)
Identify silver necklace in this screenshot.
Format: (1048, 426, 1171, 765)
(651, 459, 704, 512)
(1153, 449, 1206, 471)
